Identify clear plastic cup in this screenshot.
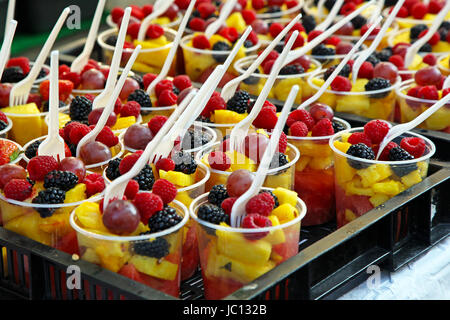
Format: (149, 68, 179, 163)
(330, 127, 435, 228)
(70, 197, 188, 297)
(97, 27, 177, 75)
(0, 137, 23, 165)
(196, 141, 300, 192)
(307, 69, 401, 121)
(180, 33, 260, 83)
(140, 103, 176, 124)
(189, 187, 307, 299)
(0, 116, 13, 139)
(336, 22, 399, 51)
(382, 6, 450, 30)
(437, 54, 450, 77)
(234, 55, 322, 104)
(105, 12, 183, 30)
(3, 110, 49, 146)
(287, 117, 351, 226)
(387, 28, 450, 55)
(396, 79, 450, 132)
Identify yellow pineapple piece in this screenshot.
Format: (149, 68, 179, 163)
(132, 61, 161, 74)
(159, 169, 195, 187)
(272, 187, 298, 207)
(82, 248, 101, 265)
(351, 79, 369, 92)
(74, 202, 109, 232)
(424, 106, 450, 131)
(274, 78, 303, 104)
(58, 112, 71, 128)
(401, 169, 423, 188)
(265, 215, 286, 245)
(5, 212, 52, 246)
(129, 254, 178, 281)
(95, 241, 131, 272)
(271, 203, 298, 224)
(2, 103, 44, 145)
(38, 211, 72, 235)
(174, 190, 194, 207)
(417, 161, 428, 177)
(226, 12, 247, 33)
(295, 155, 311, 171)
(111, 116, 136, 131)
(264, 171, 292, 190)
(369, 193, 390, 207)
(357, 164, 392, 188)
(345, 209, 357, 222)
(152, 16, 171, 25)
(225, 150, 256, 172)
(336, 95, 370, 113)
(295, 140, 332, 157)
(345, 179, 375, 196)
(311, 77, 324, 87)
(333, 141, 352, 153)
(372, 180, 404, 196)
(335, 155, 357, 185)
(212, 109, 248, 124)
(341, 132, 351, 143)
(65, 184, 87, 203)
(209, 34, 231, 47)
(0, 200, 25, 224)
(308, 156, 333, 170)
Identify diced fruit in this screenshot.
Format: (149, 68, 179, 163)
(5, 212, 52, 246)
(95, 241, 131, 272)
(129, 254, 178, 281)
(334, 141, 352, 153)
(271, 203, 298, 224)
(212, 110, 248, 124)
(369, 193, 390, 207)
(372, 180, 404, 196)
(111, 116, 136, 130)
(345, 179, 375, 196)
(265, 215, 286, 245)
(74, 202, 109, 232)
(400, 169, 423, 188)
(356, 164, 392, 188)
(272, 187, 297, 207)
(159, 170, 194, 187)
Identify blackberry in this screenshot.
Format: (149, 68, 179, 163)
(438, 27, 448, 41)
(311, 44, 335, 56)
(244, 40, 254, 48)
(196, 116, 212, 123)
(0, 120, 7, 131)
(302, 15, 316, 33)
(212, 41, 231, 63)
(32, 188, 66, 218)
(351, 15, 367, 30)
(37, 68, 47, 79)
(130, 75, 144, 89)
(332, 120, 346, 133)
(173, 86, 180, 95)
(279, 64, 305, 75)
(25, 140, 41, 159)
(375, 48, 393, 62)
(148, 206, 182, 232)
(346, 143, 375, 169)
(133, 235, 170, 259)
(389, 146, 417, 177)
(366, 54, 380, 67)
(128, 89, 152, 109)
(1, 66, 25, 83)
(384, 0, 396, 5)
(269, 152, 289, 169)
(323, 64, 351, 81)
(265, 6, 281, 14)
(365, 78, 391, 98)
(44, 170, 78, 191)
(69, 96, 92, 121)
(172, 151, 197, 174)
(208, 184, 229, 206)
(410, 24, 428, 40)
(41, 100, 65, 112)
(191, 10, 201, 18)
(440, 21, 450, 30)
(133, 164, 155, 190)
(105, 34, 118, 46)
(274, 43, 284, 53)
(105, 158, 121, 180)
(243, 68, 260, 85)
(226, 90, 250, 114)
(259, 190, 279, 208)
(181, 129, 212, 150)
(198, 203, 229, 225)
(419, 43, 432, 53)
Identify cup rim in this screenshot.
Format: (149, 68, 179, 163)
(105, 11, 183, 29)
(69, 198, 188, 241)
(189, 187, 307, 233)
(255, 0, 304, 19)
(382, 7, 438, 26)
(180, 33, 261, 55)
(437, 54, 450, 73)
(335, 21, 399, 42)
(329, 127, 436, 165)
(387, 28, 450, 55)
(0, 137, 23, 164)
(0, 117, 13, 136)
(395, 78, 447, 104)
(285, 116, 351, 141)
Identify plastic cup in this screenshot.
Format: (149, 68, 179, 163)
(3, 110, 49, 146)
(437, 54, 450, 76)
(330, 127, 435, 228)
(105, 12, 183, 30)
(307, 69, 401, 121)
(97, 27, 177, 75)
(0, 116, 13, 139)
(336, 22, 399, 51)
(189, 187, 307, 300)
(287, 117, 351, 226)
(234, 55, 322, 104)
(396, 79, 450, 132)
(196, 141, 300, 192)
(70, 197, 188, 297)
(387, 28, 450, 55)
(381, 7, 450, 30)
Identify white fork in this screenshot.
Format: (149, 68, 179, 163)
(230, 85, 299, 228)
(204, 0, 237, 39)
(37, 50, 65, 161)
(0, 20, 17, 79)
(228, 30, 300, 155)
(9, 7, 71, 106)
(4, 0, 16, 62)
(92, 7, 131, 110)
(220, 12, 302, 101)
(70, 0, 106, 73)
(137, 0, 174, 41)
(315, 0, 344, 31)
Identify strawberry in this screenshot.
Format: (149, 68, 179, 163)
(0, 140, 20, 165)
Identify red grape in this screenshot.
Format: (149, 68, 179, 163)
(335, 22, 354, 36)
(226, 169, 254, 197)
(0, 83, 12, 107)
(414, 66, 442, 86)
(251, 19, 269, 35)
(243, 133, 269, 163)
(59, 157, 86, 182)
(163, 3, 179, 20)
(119, 78, 140, 101)
(291, 55, 311, 70)
(335, 42, 353, 54)
(88, 108, 117, 127)
(309, 103, 334, 122)
(80, 69, 106, 90)
(373, 62, 399, 85)
(79, 141, 112, 165)
(177, 87, 195, 105)
(0, 164, 26, 188)
(102, 199, 140, 234)
(124, 124, 153, 150)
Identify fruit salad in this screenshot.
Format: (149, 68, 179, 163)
(189, 184, 306, 299)
(1, 56, 49, 85)
(437, 53, 450, 76)
(0, 110, 13, 138)
(247, 0, 303, 20)
(0, 137, 22, 166)
(0, 156, 106, 254)
(307, 60, 401, 120)
(70, 179, 188, 297)
(330, 120, 435, 228)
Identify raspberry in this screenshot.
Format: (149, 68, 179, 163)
(378, 141, 398, 161)
(417, 85, 439, 100)
(247, 30, 259, 46)
(124, 179, 140, 200)
(245, 192, 275, 216)
(142, 4, 153, 16)
(289, 121, 309, 137)
(95, 126, 119, 148)
(340, 2, 356, 15)
(189, 17, 206, 31)
(308, 30, 323, 43)
(133, 192, 164, 224)
(278, 132, 287, 153)
(263, 59, 276, 74)
(198, 2, 216, 18)
(155, 79, 174, 98)
(148, 115, 168, 135)
(6, 57, 30, 74)
(127, 22, 141, 39)
(252, 0, 265, 10)
(114, 98, 123, 114)
(396, 6, 409, 18)
(348, 132, 372, 147)
(325, 36, 341, 46)
(252, 106, 278, 130)
(146, 24, 164, 39)
(143, 73, 157, 90)
(4, 179, 32, 201)
(269, 23, 284, 38)
(69, 123, 91, 145)
(287, 109, 315, 129)
(405, 0, 420, 12)
(418, 30, 440, 45)
(428, 0, 444, 13)
(111, 7, 125, 24)
(155, 158, 176, 172)
(285, 31, 305, 49)
(84, 173, 105, 197)
(63, 122, 83, 143)
(173, 75, 192, 91)
(192, 34, 211, 49)
(357, 61, 374, 79)
(422, 54, 437, 66)
(158, 89, 177, 106)
(242, 214, 272, 240)
(221, 197, 237, 216)
(152, 179, 177, 204)
(442, 88, 450, 98)
(27, 156, 59, 181)
(208, 151, 231, 171)
(60, 71, 81, 88)
(0, 111, 8, 123)
(176, 0, 190, 9)
(388, 55, 405, 69)
(120, 101, 141, 118)
(241, 9, 256, 25)
(59, 64, 70, 74)
(202, 91, 226, 117)
(285, 0, 299, 8)
(119, 151, 143, 175)
(331, 76, 352, 92)
(311, 118, 334, 137)
(130, 5, 145, 20)
(361, 24, 380, 37)
(363, 120, 390, 144)
(260, 50, 279, 66)
(411, 2, 428, 19)
(400, 137, 426, 158)
(219, 27, 239, 43)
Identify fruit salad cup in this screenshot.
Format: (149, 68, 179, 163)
(0, 113, 13, 139)
(437, 53, 450, 76)
(189, 186, 307, 299)
(251, 0, 304, 20)
(309, 41, 367, 69)
(330, 126, 435, 228)
(1, 57, 50, 85)
(70, 197, 188, 297)
(0, 137, 23, 166)
(387, 27, 450, 56)
(382, 3, 450, 29)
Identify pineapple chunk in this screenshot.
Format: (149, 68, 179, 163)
(295, 155, 311, 171)
(4, 212, 52, 246)
(265, 215, 286, 245)
(271, 203, 298, 224)
(357, 164, 392, 188)
(95, 241, 131, 272)
(58, 112, 71, 128)
(2, 103, 44, 145)
(0, 200, 25, 224)
(38, 211, 72, 235)
(212, 110, 248, 124)
(225, 150, 256, 172)
(400, 170, 423, 188)
(369, 193, 390, 207)
(225, 12, 247, 33)
(82, 248, 101, 265)
(129, 255, 178, 281)
(341, 132, 351, 143)
(111, 116, 136, 131)
(308, 156, 333, 170)
(372, 180, 404, 196)
(75, 202, 109, 232)
(274, 78, 303, 103)
(345, 209, 357, 222)
(272, 187, 298, 207)
(333, 141, 352, 153)
(335, 155, 356, 184)
(336, 95, 370, 113)
(417, 161, 428, 177)
(174, 190, 194, 207)
(345, 179, 375, 196)
(159, 170, 195, 187)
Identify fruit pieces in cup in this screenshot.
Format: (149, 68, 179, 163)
(0, 137, 23, 166)
(0, 111, 13, 139)
(70, 195, 188, 297)
(190, 185, 306, 300)
(382, 3, 450, 30)
(0, 156, 106, 253)
(251, 0, 303, 20)
(1, 57, 49, 85)
(437, 53, 450, 76)
(330, 121, 435, 228)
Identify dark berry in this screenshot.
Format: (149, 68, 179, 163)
(105, 158, 121, 181)
(410, 24, 428, 40)
(332, 120, 346, 133)
(419, 43, 432, 53)
(351, 15, 367, 30)
(365, 77, 391, 98)
(132, 164, 155, 190)
(279, 64, 305, 75)
(181, 129, 212, 150)
(243, 68, 260, 85)
(346, 143, 375, 169)
(69, 96, 92, 121)
(198, 203, 229, 225)
(1, 66, 25, 83)
(311, 44, 335, 56)
(147, 206, 182, 232)
(212, 41, 231, 63)
(171, 151, 197, 174)
(42, 100, 66, 112)
(226, 90, 250, 114)
(44, 170, 78, 191)
(323, 64, 351, 81)
(269, 152, 289, 169)
(259, 190, 279, 208)
(133, 235, 170, 259)
(0, 120, 7, 131)
(25, 140, 41, 159)
(128, 89, 152, 109)
(208, 184, 229, 206)
(388, 146, 417, 177)
(302, 15, 316, 33)
(366, 54, 380, 67)
(375, 48, 392, 62)
(32, 187, 66, 218)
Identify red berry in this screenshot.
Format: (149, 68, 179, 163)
(418, 30, 440, 46)
(189, 17, 207, 31)
(69, 123, 91, 145)
(7, 57, 30, 74)
(285, 0, 299, 8)
(27, 156, 59, 181)
(124, 180, 140, 200)
(0, 111, 8, 123)
(404, 0, 420, 12)
(146, 24, 164, 39)
(245, 192, 275, 216)
(143, 73, 157, 90)
(252, 106, 278, 130)
(422, 54, 437, 66)
(378, 141, 398, 161)
(289, 121, 309, 137)
(208, 151, 231, 171)
(311, 118, 334, 137)
(142, 4, 153, 16)
(308, 30, 323, 43)
(95, 126, 119, 148)
(241, 9, 257, 25)
(260, 50, 279, 66)
(4, 179, 32, 201)
(263, 59, 276, 74)
(111, 7, 125, 24)
(325, 36, 341, 46)
(192, 35, 211, 49)
(348, 132, 372, 147)
(127, 22, 141, 39)
(287, 109, 315, 129)
(152, 179, 177, 204)
(252, 0, 265, 10)
(173, 75, 192, 91)
(400, 137, 426, 158)
(331, 76, 352, 92)
(388, 55, 405, 69)
(155, 158, 176, 172)
(442, 88, 450, 98)
(242, 213, 272, 240)
(411, 2, 428, 19)
(340, 2, 356, 15)
(247, 30, 259, 45)
(278, 132, 287, 153)
(428, 0, 444, 14)
(158, 89, 178, 106)
(202, 91, 226, 117)
(114, 98, 123, 114)
(155, 79, 174, 98)
(60, 71, 81, 88)
(285, 31, 305, 49)
(360, 24, 380, 37)
(148, 115, 168, 135)
(219, 27, 239, 43)
(417, 85, 439, 100)
(119, 151, 143, 175)
(221, 197, 237, 216)
(175, 0, 190, 10)
(269, 23, 284, 38)
(396, 6, 409, 18)
(133, 192, 164, 224)
(363, 120, 390, 144)
(198, 2, 216, 19)
(84, 173, 106, 197)
(407, 86, 422, 98)
(130, 5, 145, 20)
(120, 101, 141, 118)
(358, 61, 374, 79)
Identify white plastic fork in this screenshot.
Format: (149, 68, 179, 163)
(137, 0, 174, 41)
(146, 0, 196, 96)
(352, 0, 405, 84)
(228, 30, 300, 155)
(221, 12, 303, 101)
(367, 0, 385, 24)
(0, 20, 17, 79)
(76, 45, 142, 158)
(91, 7, 132, 110)
(4, 0, 16, 62)
(103, 90, 197, 207)
(404, 1, 450, 67)
(70, 0, 106, 73)
(229, 85, 299, 228)
(316, 0, 327, 21)
(205, 0, 237, 39)
(375, 92, 450, 160)
(9, 7, 71, 106)
(443, 75, 450, 90)
(38, 50, 65, 161)
(315, 0, 345, 31)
